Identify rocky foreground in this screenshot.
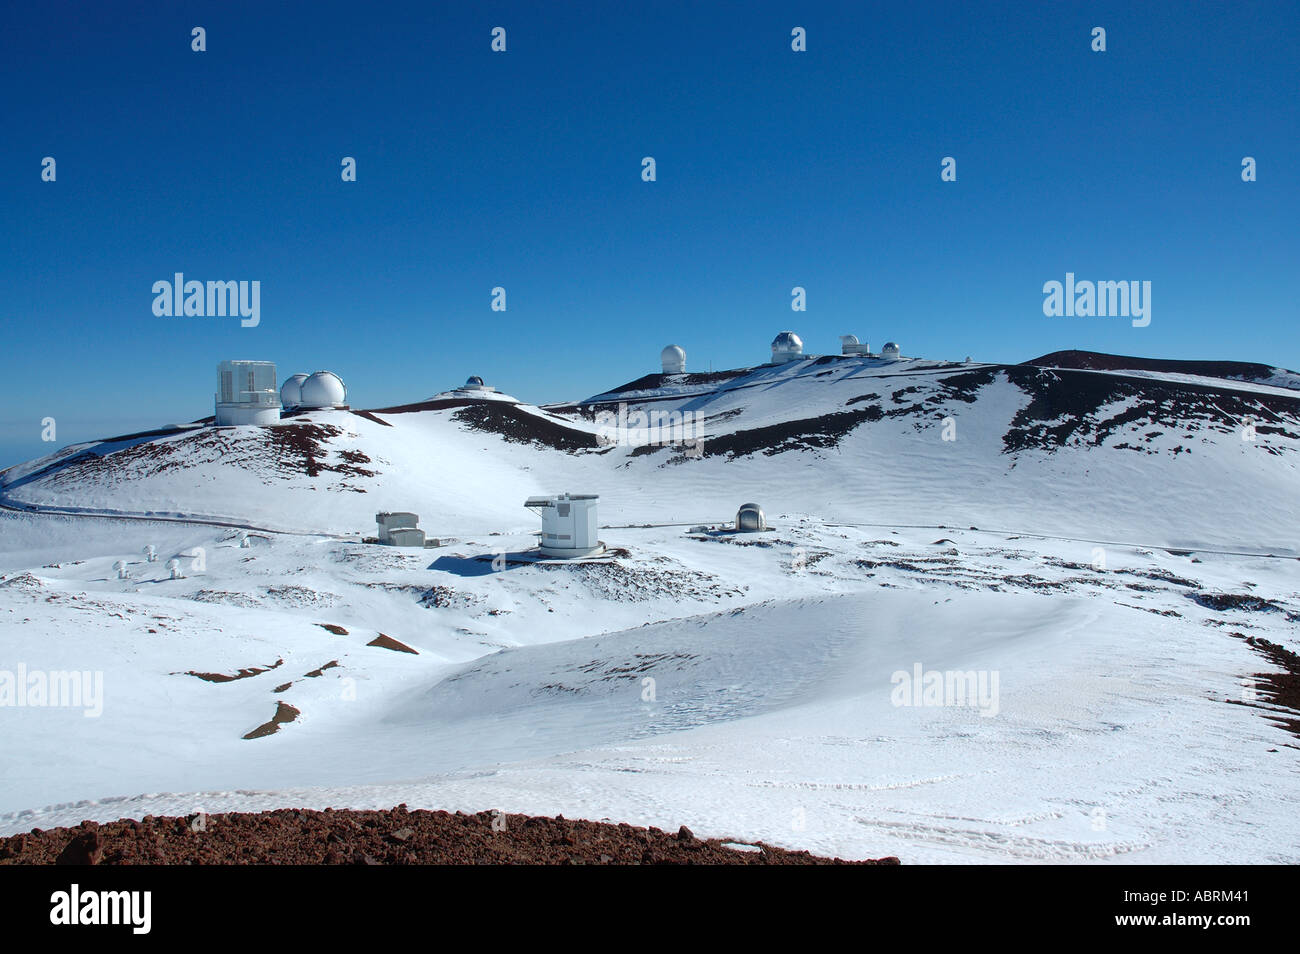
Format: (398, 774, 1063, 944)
(0, 807, 899, 865)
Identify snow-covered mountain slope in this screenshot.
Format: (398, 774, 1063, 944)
(1, 516, 1297, 862)
(2, 349, 1298, 863)
(1026, 349, 1300, 393)
(3, 352, 1298, 550)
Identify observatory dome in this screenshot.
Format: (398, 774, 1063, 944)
(280, 373, 309, 408)
(465, 375, 485, 388)
(840, 334, 869, 355)
(736, 502, 767, 532)
(299, 371, 347, 408)
(880, 342, 901, 359)
(771, 331, 803, 364)
(661, 344, 686, 375)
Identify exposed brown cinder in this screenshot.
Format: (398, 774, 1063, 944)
(0, 808, 900, 865)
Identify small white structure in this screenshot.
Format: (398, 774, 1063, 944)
(840, 334, 870, 356)
(736, 502, 767, 532)
(215, 360, 281, 426)
(386, 527, 426, 547)
(376, 512, 421, 545)
(299, 371, 347, 408)
(456, 375, 497, 394)
(428, 379, 518, 403)
(880, 342, 901, 360)
(771, 331, 804, 364)
(280, 372, 310, 408)
(525, 493, 602, 558)
(661, 344, 686, 375)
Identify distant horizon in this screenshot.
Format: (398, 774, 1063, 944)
(3, 338, 1294, 472)
(3, 0, 1297, 469)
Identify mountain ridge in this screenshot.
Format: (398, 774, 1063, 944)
(2, 350, 1297, 550)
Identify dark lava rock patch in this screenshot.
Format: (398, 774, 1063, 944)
(453, 403, 602, 452)
(1023, 350, 1293, 386)
(0, 808, 899, 865)
(183, 659, 284, 683)
(367, 633, 418, 654)
(13, 421, 379, 491)
(1000, 365, 1300, 455)
(1230, 635, 1300, 741)
(242, 701, 301, 740)
(1191, 592, 1287, 614)
(700, 406, 884, 459)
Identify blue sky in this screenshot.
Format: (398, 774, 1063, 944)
(1, 0, 1297, 468)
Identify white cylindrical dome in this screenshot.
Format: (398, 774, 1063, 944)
(299, 371, 347, 408)
(280, 373, 309, 408)
(661, 344, 686, 375)
(880, 342, 901, 359)
(771, 331, 803, 364)
(465, 375, 485, 389)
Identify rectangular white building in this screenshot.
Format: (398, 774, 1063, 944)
(215, 360, 281, 426)
(385, 526, 426, 547)
(525, 493, 601, 557)
(376, 512, 420, 544)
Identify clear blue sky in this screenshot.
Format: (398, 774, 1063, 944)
(1, 0, 1296, 468)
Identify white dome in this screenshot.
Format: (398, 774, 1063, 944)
(880, 341, 901, 359)
(771, 331, 803, 364)
(464, 375, 485, 388)
(736, 502, 767, 532)
(280, 373, 309, 408)
(661, 344, 686, 374)
(299, 371, 347, 408)
(840, 334, 870, 356)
